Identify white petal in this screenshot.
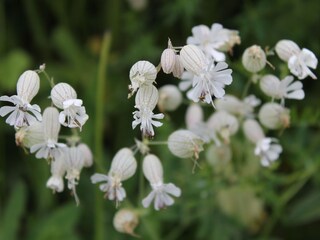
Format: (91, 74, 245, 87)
(91, 173, 109, 184)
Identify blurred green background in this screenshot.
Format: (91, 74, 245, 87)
(0, 0, 320, 239)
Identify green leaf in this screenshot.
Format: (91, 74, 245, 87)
(26, 203, 81, 240)
(0, 181, 27, 240)
(284, 191, 320, 225)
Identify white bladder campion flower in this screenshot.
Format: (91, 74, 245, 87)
(275, 39, 318, 80)
(51, 83, 89, 130)
(180, 44, 208, 75)
(0, 70, 42, 128)
(142, 154, 181, 211)
(30, 107, 66, 160)
(161, 40, 177, 74)
(113, 208, 139, 237)
(260, 74, 304, 104)
(258, 102, 290, 130)
(15, 121, 44, 148)
(168, 129, 204, 159)
(132, 85, 164, 137)
(64, 146, 86, 206)
(46, 153, 67, 193)
(129, 60, 157, 96)
(242, 45, 267, 73)
(207, 111, 239, 144)
(157, 84, 182, 112)
(91, 148, 137, 205)
(187, 23, 239, 61)
(243, 119, 282, 167)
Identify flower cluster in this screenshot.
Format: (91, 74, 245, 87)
(0, 66, 91, 205)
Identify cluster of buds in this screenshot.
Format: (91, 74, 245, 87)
(0, 66, 91, 205)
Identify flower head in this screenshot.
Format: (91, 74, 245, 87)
(91, 148, 137, 205)
(132, 85, 164, 137)
(0, 70, 42, 128)
(51, 83, 89, 130)
(142, 154, 181, 210)
(46, 153, 67, 193)
(30, 107, 66, 160)
(258, 102, 290, 130)
(242, 45, 266, 73)
(129, 60, 157, 95)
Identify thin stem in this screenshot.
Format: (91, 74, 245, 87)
(41, 70, 55, 88)
(241, 78, 252, 99)
(146, 141, 168, 146)
(94, 32, 112, 240)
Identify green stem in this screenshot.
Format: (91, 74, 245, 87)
(94, 32, 112, 240)
(241, 78, 252, 99)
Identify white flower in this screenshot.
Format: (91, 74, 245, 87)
(15, 121, 44, 148)
(217, 29, 241, 53)
(172, 55, 184, 78)
(187, 23, 234, 61)
(288, 48, 318, 80)
(0, 70, 42, 128)
(78, 143, 93, 167)
(180, 45, 208, 75)
(64, 146, 86, 205)
(51, 83, 89, 130)
(275, 40, 318, 80)
(132, 85, 164, 137)
(129, 60, 157, 95)
(207, 111, 239, 144)
(242, 45, 267, 73)
(113, 208, 139, 237)
(46, 153, 67, 193)
(255, 138, 282, 167)
(30, 107, 66, 160)
(186, 61, 233, 104)
(91, 148, 137, 204)
(168, 129, 204, 159)
(258, 103, 290, 130)
(142, 154, 181, 210)
(157, 84, 182, 112)
(243, 119, 282, 166)
(260, 75, 304, 104)
(179, 71, 194, 91)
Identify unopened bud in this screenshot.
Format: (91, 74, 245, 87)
(113, 208, 139, 237)
(173, 55, 184, 78)
(161, 48, 176, 74)
(242, 45, 266, 73)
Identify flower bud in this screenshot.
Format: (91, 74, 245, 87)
(113, 208, 139, 237)
(78, 143, 93, 167)
(185, 103, 203, 129)
(242, 45, 266, 73)
(168, 129, 204, 159)
(161, 48, 176, 74)
(206, 144, 232, 168)
(129, 60, 157, 94)
(275, 40, 300, 62)
(158, 84, 182, 112)
(180, 45, 207, 75)
(43, 107, 61, 141)
(258, 103, 290, 130)
(51, 83, 77, 109)
(135, 85, 159, 109)
(110, 148, 137, 181)
(243, 119, 264, 143)
(142, 154, 163, 184)
(17, 70, 40, 103)
(172, 55, 184, 78)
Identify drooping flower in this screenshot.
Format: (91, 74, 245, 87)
(51, 83, 89, 130)
(46, 152, 67, 193)
(275, 39, 318, 79)
(187, 23, 238, 61)
(30, 107, 66, 160)
(142, 154, 181, 210)
(207, 110, 239, 144)
(91, 148, 137, 205)
(260, 74, 304, 104)
(243, 119, 282, 167)
(0, 70, 42, 128)
(64, 146, 86, 205)
(113, 208, 139, 237)
(132, 85, 164, 137)
(168, 129, 204, 159)
(129, 60, 157, 95)
(157, 84, 182, 112)
(258, 102, 290, 130)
